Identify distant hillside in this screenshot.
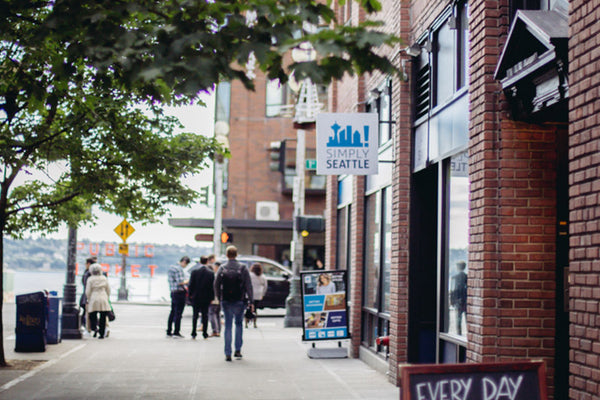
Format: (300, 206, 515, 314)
(3, 237, 213, 275)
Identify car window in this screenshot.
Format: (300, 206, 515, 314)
(261, 262, 288, 278)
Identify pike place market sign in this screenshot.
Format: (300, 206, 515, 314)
(316, 113, 379, 175)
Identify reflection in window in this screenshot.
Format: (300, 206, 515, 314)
(444, 152, 469, 337)
(435, 22, 455, 106)
(382, 188, 392, 312)
(363, 192, 381, 310)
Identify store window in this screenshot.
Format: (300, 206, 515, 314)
(510, 0, 568, 20)
(362, 187, 392, 356)
(409, 1, 470, 365)
(443, 152, 469, 338)
(413, 2, 469, 172)
(266, 79, 293, 117)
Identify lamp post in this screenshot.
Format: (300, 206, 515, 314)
(284, 42, 322, 327)
(61, 226, 81, 339)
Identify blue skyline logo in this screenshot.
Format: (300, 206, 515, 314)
(326, 122, 369, 148)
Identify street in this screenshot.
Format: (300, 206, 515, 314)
(0, 303, 399, 399)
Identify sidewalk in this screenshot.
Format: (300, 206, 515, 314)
(0, 303, 399, 399)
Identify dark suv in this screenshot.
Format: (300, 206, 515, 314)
(217, 255, 292, 309)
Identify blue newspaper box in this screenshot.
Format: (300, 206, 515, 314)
(15, 291, 47, 352)
(46, 293, 62, 344)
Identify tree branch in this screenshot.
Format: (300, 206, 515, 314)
(5, 191, 80, 218)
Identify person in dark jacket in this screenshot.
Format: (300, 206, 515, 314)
(188, 258, 215, 339)
(214, 246, 253, 361)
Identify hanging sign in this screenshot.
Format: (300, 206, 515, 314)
(300, 270, 350, 341)
(316, 113, 379, 175)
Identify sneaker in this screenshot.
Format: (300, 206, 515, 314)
(225, 355, 232, 362)
(166, 331, 173, 337)
(172, 333, 184, 338)
(234, 351, 242, 359)
(203, 332, 209, 339)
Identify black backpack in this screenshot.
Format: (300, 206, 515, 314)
(220, 264, 244, 301)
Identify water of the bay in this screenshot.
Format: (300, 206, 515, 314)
(8, 270, 170, 303)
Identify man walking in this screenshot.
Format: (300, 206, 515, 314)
(166, 256, 190, 338)
(188, 256, 215, 339)
(214, 246, 253, 361)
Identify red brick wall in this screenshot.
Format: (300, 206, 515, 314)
(469, 0, 560, 396)
(324, 175, 337, 272)
(225, 76, 324, 221)
(349, 176, 365, 357)
(385, 0, 412, 386)
(568, 0, 600, 398)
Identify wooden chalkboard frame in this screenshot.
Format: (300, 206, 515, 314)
(400, 360, 547, 400)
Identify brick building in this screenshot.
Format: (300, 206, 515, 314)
(325, 0, 598, 399)
(172, 71, 327, 267)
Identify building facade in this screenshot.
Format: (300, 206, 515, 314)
(172, 71, 327, 267)
(326, 1, 597, 399)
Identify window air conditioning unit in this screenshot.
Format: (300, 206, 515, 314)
(256, 201, 280, 221)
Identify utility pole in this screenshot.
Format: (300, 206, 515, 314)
(213, 156, 224, 256)
(284, 76, 322, 327)
(213, 125, 230, 256)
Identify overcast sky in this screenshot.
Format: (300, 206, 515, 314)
(25, 93, 216, 247)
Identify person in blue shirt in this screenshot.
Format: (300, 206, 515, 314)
(166, 256, 190, 338)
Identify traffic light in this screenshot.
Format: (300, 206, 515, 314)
(220, 231, 233, 243)
(269, 141, 285, 172)
(295, 216, 325, 233)
(199, 186, 209, 205)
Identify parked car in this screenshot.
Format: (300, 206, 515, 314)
(216, 255, 292, 309)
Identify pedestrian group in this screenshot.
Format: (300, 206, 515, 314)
(166, 245, 267, 361)
(79, 245, 267, 361)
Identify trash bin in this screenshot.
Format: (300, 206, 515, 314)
(15, 291, 47, 352)
(46, 291, 62, 344)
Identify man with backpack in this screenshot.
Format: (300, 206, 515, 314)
(214, 246, 253, 361)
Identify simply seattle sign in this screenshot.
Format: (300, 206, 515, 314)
(316, 113, 379, 175)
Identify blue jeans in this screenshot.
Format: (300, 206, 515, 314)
(167, 291, 186, 335)
(221, 300, 245, 356)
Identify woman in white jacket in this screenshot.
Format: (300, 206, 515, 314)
(248, 263, 268, 328)
(86, 263, 111, 339)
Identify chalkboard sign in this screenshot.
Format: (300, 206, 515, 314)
(400, 361, 547, 400)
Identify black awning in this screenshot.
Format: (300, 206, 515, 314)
(494, 10, 568, 121)
(168, 217, 293, 230)
(495, 10, 568, 83)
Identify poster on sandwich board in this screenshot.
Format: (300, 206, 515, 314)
(300, 270, 350, 341)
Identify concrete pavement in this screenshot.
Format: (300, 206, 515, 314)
(0, 303, 399, 399)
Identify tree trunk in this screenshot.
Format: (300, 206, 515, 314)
(0, 222, 7, 366)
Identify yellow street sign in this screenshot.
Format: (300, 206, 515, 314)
(118, 243, 129, 255)
(114, 219, 135, 242)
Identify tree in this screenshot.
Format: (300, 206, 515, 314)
(0, 0, 398, 365)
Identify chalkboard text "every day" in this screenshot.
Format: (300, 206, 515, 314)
(415, 375, 524, 400)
